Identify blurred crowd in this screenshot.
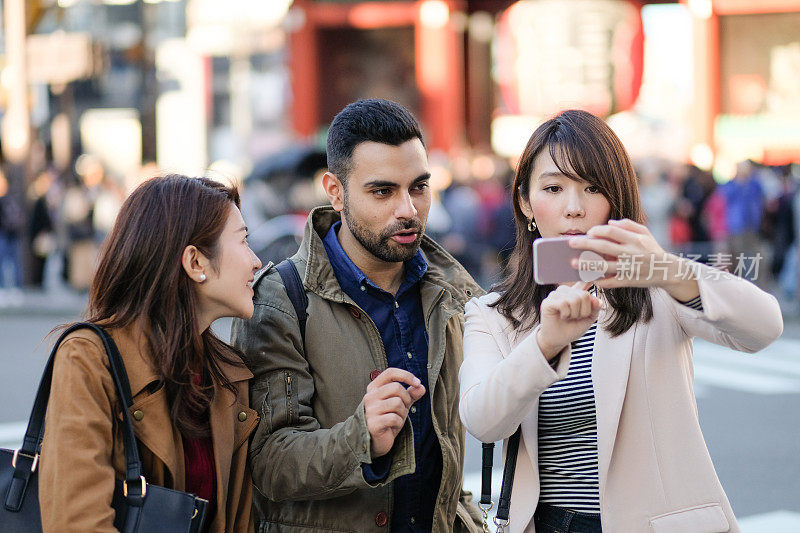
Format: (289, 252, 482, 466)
(1, 147, 799, 315)
(637, 158, 800, 308)
(0, 146, 159, 305)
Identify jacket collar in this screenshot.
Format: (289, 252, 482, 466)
(107, 324, 253, 491)
(297, 206, 484, 306)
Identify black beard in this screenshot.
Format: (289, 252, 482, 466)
(342, 196, 424, 263)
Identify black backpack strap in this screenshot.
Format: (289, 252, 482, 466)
(275, 259, 308, 346)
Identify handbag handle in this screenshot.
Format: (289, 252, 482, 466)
(15, 323, 146, 503)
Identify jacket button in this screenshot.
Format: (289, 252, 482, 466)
(238, 411, 248, 422)
(133, 410, 144, 421)
(375, 512, 388, 527)
(369, 370, 381, 381)
(349, 307, 361, 319)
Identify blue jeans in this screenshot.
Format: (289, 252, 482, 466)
(534, 503, 602, 533)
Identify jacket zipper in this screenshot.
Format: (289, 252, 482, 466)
(286, 373, 293, 420)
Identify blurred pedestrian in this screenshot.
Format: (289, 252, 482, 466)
(721, 160, 765, 281)
(459, 110, 783, 533)
(40, 175, 262, 533)
(0, 168, 24, 295)
(637, 162, 672, 251)
(60, 169, 95, 290)
(682, 165, 717, 261)
(27, 170, 57, 288)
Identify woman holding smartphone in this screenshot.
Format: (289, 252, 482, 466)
(39, 175, 262, 532)
(459, 110, 783, 533)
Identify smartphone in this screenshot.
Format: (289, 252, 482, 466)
(532, 236, 607, 285)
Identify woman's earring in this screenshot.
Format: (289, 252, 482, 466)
(199, 274, 206, 282)
(527, 218, 537, 233)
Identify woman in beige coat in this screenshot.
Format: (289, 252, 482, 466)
(459, 110, 783, 533)
(39, 175, 262, 532)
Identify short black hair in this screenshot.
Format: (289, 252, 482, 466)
(326, 99, 425, 184)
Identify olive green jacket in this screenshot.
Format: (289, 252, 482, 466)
(231, 206, 485, 532)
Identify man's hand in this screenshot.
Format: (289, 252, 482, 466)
(363, 368, 426, 458)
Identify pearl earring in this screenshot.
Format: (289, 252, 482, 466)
(199, 274, 206, 282)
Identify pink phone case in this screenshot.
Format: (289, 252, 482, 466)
(532, 236, 607, 285)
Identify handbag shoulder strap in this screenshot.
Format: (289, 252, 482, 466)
(495, 427, 522, 526)
(479, 427, 521, 532)
(18, 323, 145, 494)
(275, 259, 308, 347)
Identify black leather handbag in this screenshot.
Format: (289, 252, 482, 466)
(0, 322, 208, 532)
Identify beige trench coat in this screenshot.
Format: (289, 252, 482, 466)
(459, 262, 783, 532)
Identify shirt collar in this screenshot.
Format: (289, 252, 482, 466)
(322, 221, 428, 295)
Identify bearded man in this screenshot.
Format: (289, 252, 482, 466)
(232, 99, 484, 532)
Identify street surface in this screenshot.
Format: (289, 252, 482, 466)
(1, 307, 799, 531)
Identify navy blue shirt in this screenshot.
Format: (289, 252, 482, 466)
(323, 222, 442, 532)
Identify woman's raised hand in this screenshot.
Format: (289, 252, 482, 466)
(567, 218, 700, 300)
(536, 281, 603, 361)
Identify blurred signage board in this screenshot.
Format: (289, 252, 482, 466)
(26, 32, 94, 85)
(717, 12, 800, 164)
(186, 0, 290, 55)
(80, 109, 142, 180)
(495, 0, 644, 119)
(155, 40, 208, 175)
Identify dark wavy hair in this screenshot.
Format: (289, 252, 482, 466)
(327, 98, 424, 185)
(491, 110, 653, 337)
(84, 175, 243, 437)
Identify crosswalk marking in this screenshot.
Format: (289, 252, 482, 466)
(739, 511, 800, 532)
(693, 337, 800, 395)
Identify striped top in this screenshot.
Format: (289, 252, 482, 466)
(537, 293, 704, 513)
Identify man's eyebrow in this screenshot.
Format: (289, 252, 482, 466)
(363, 173, 431, 189)
(363, 180, 398, 189)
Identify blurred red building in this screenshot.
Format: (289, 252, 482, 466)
(287, 0, 651, 153)
(287, 0, 800, 165)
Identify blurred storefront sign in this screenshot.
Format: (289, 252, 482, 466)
(80, 109, 142, 180)
(494, 0, 644, 119)
(155, 40, 207, 175)
(687, 0, 800, 168)
(491, 0, 644, 157)
(186, 0, 292, 55)
(26, 32, 96, 85)
(714, 10, 800, 166)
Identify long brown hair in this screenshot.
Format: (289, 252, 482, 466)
(491, 109, 653, 337)
(85, 174, 242, 437)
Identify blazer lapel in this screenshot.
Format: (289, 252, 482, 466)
(592, 308, 638, 494)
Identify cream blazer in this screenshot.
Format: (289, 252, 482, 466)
(459, 262, 783, 533)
